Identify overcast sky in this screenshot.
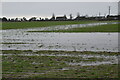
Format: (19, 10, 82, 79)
(1, 0, 119, 2)
(1, 2, 118, 19)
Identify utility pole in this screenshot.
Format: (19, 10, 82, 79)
(118, 1, 120, 15)
(99, 12, 101, 17)
(108, 6, 111, 16)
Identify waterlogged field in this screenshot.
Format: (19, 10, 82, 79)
(28, 22, 119, 32)
(1, 20, 119, 79)
(37, 24, 119, 32)
(2, 20, 119, 30)
(2, 50, 118, 78)
(2, 20, 100, 30)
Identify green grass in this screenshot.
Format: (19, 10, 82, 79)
(1, 42, 33, 44)
(2, 20, 118, 30)
(58, 24, 119, 32)
(2, 50, 119, 78)
(29, 24, 119, 33)
(2, 50, 118, 55)
(33, 64, 118, 78)
(0, 22, 2, 30)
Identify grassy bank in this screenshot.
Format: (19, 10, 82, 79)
(2, 50, 118, 78)
(2, 20, 118, 30)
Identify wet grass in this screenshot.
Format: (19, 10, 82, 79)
(2, 50, 119, 55)
(0, 22, 2, 29)
(29, 24, 119, 32)
(2, 50, 119, 78)
(32, 64, 118, 78)
(2, 20, 118, 30)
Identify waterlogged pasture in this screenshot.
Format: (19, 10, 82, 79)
(28, 22, 119, 32)
(2, 50, 118, 78)
(2, 21, 119, 78)
(2, 20, 117, 30)
(1, 22, 119, 52)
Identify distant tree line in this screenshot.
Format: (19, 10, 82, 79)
(0, 14, 119, 22)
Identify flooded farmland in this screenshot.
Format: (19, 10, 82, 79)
(2, 22, 119, 78)
(1, 22, 119, 52)
(2, 51, 118, 66)
(2, 50, 118, 78)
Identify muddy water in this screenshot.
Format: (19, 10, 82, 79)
(1, 22, 119, 52)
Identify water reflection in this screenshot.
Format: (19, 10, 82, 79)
(2, 32, 118, 52)
(1, 22, 119, 52)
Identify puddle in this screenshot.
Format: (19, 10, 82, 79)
(68, 61, 118, 66)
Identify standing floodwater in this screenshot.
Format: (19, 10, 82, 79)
(2, 28, 118, 52)
(1, 22, 119, 52)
